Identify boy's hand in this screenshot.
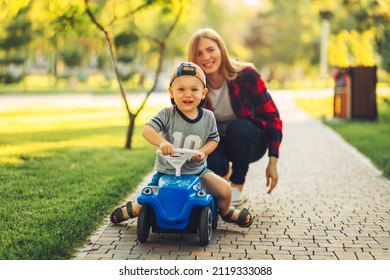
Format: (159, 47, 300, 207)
(159, 141, 174, 156)
(191, 150, 205, 162)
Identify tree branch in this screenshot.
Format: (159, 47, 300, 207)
(135, 0, 184, 116)
(84, 0, 133, 118)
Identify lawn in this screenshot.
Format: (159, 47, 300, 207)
(294, 94, 390, 179)
(0, 101, 161, 259)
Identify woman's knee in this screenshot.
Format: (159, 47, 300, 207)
(226, 119, 267, 162)
(226, 119, 255, 144)
(207, 154, 229, 176)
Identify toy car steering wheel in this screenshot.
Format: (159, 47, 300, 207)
(156, 148, 202, 176)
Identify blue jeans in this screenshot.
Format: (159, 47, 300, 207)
(207, 119, 268, 184)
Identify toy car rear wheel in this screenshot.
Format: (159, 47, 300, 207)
(199, 206, 212, 246)
(137, 205, 151, 243)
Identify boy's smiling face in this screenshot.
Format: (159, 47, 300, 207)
(169, 75, 208, 117)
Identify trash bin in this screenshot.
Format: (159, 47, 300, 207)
(332, 66, 377, 120)
(349, 66, 378, 120)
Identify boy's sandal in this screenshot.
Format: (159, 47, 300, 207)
(221, 207, 254, 228)
(110, 201, 136, 224)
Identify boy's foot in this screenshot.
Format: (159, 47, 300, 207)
(231, 186, 248, 206)
(220, 207, 254, 228)
(110, 201, 137, 224)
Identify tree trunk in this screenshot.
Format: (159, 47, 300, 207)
(125, 115, 136, 149)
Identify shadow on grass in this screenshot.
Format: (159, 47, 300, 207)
(0, 125, 128, 145)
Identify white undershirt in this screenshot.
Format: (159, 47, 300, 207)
(207, 81, 236, 136)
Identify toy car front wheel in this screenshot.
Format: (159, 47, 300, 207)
(137, 205, 151, 243)
(212, 209, 218, 230)
(199, 206, 212, 246)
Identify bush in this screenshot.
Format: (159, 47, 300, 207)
(0, 72, 24, 84)
(62, 49, 83, 68)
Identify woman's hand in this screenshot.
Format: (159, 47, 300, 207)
(266, 157, 278, 194)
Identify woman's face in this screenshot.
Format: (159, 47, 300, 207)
(194, 37, 222, 76)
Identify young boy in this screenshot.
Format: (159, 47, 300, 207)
(110, 62, 253, 228)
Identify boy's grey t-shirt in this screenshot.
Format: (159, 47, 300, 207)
(146, 106, 220, 175)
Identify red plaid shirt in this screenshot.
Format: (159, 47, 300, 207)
(205, 66, 283, 158)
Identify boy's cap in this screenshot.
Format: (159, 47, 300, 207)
(170, 62, 206, 87)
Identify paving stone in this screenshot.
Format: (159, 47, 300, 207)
(271, 254, 294, 260)
(310, 255, 338, 260)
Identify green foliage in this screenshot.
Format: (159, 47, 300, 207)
(376, 24, 390, 72)
(329, 30, 376, 67)
(97, 53, 109, 70)
(117, 53, 134, 63)
(340, 0, 388, 32)
(61, 48, 84, 68)
(331, 0, 390, 70)
(250, 0, 315, 65)
(114, 32, 139, 48)
(0, 0, 388, 89)
(0, 5, 33, 51)
(51, 5, 91, 35)
(0, 57, 25, 65)
(0, 4, 32, 84)
(0, 72, 24, 84)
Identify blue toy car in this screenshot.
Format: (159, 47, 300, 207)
(137, 148, 218, 246)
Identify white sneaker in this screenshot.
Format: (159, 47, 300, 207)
(231, 186, 248, 206)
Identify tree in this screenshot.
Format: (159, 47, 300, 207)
(244, 0, 317, 81)
(114, 31, 139, 82)
(344, 0, 390, 72)
(0, 4, 33, 84)
(377, 24, 390, 72)
(84, 0, 183, 149)
(49, 3, 94, 84)
(329, 0, 390, 72)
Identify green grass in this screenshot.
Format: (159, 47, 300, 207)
(0, 104, 159, 259)
(294, 95, 390, 179)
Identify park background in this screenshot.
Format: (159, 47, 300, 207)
(0, 0, 389, 260)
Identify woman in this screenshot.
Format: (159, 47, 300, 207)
(187, 28, 283, 206)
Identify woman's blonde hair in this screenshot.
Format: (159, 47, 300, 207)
(187, 28, 252, 81)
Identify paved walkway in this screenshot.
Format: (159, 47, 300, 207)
(75, 90, 390, 260)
